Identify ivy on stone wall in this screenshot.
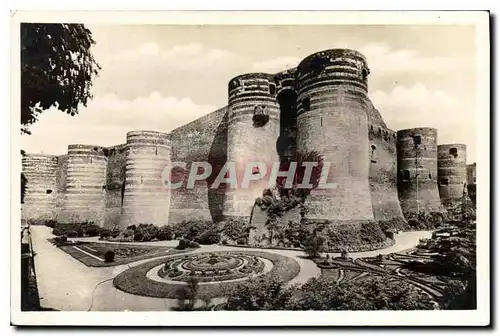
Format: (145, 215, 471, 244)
(105, 146, 126, 190)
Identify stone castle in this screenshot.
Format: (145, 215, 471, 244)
(21, 49, 477, 230)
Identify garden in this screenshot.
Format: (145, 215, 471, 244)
(113, 250, 300, 299)
(49, 239, 185, 267)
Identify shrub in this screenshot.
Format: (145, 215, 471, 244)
(111, 229, 121, 238)
(99, 229, 111, 239)
(77, 227, 84, 237)
(52, 223, 79, 236)
(43, 220, 57, 228)
(156, 225, 174, 241)
(222, 239, 228, 245)
(83, 224, 101, 237)
(127, 225, 137, 231)
(134, 224, 160, 242)
(222, 218, 250, 242)
(195, 229, 220, 245)
(66, 230, 78, 238)
(104, 250, 115, 263)
(303, 234, 325, 258)
(123, 229, 134, 238)
(134, 232, 144, 242)
(236, 238, 247, 245)
(172, 220, 216, 241)
(176, 239, 200, 250)
(360, 222, 386, 244)
(53, 235, 67, 245)
(141, 232, 153, 242)
(407, 218, 421, 229)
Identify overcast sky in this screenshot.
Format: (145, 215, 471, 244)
(21, 24, 478, 163)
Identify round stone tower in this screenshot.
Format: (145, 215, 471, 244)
(295, 49, 374, 223)
(437, 144, 467, 209)
(397, 128, 445, 217)
(120, 130, 171, 228)
(224, 73, 280, 220)
(21, 154, 58, 221)
(59, 145, 107, 225)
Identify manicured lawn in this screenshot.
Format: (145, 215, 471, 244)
(50, 239, 193, 267)
(113, 250, 301, 299)
(320, 268, 341, 282)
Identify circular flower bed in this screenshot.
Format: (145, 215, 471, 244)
(157, 252, 266, 283)
(113, 250, 301, 299)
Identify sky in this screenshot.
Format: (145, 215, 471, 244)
(21, 24, 478, 163)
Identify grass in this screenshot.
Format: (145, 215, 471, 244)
(320, 268, 341, 282)
(113, 250, 301, 299)
(50, 240, 194, 267)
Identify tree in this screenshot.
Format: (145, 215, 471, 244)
(176, 277, 200, 311)
(287, 277, 434, 311)
(224, 278, 294, 311)
(222, 276, 434, 311)
(303, 234, 325, 258)
(418, 201, 476, 309)
(21, 23, 101, 134)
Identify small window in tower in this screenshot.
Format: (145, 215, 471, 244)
(449, 147, 458, 158)
(90, 157, 93, 164)
(370, 125, 374, 131)
(302, 97, 311, 111)
(269, 83, 276, 95)
(253, 105, 269, 127)
(320, 116, 323, 127)
(413, 135, 422, 146)
(474, 177, 476, 183)
(93, 147, 99, 151)
(362, 68, 370, 80)
(370, 145, 377, 163)
(440, 178, 449, 186)
(155, 146, 158, 156)
(401, 170, 410, 182)
(46, 189, 52, 194)
(429, 173, 432, 179)
(140, 176, 143, 184)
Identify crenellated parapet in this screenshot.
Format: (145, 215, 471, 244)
(274, 67, 297, 95)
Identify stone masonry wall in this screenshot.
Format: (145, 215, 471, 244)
(168, 107, 229, 224)
(103, 144, 127, 229)
(367, 105, 405, 224)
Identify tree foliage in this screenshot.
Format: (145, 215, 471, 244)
(21, 23, 100, 134)
(417, 199, 477, 309)
(303, 234, 326, 258)
(222, 276, 435, 311)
